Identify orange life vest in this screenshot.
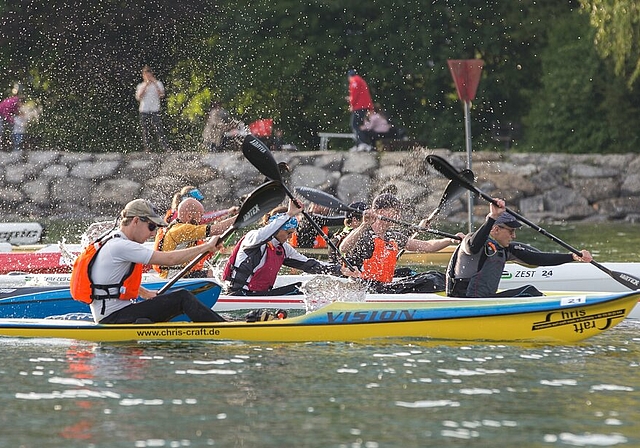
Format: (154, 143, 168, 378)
(288, 226, 328, 248)
(70, 234, 143, 304)
(313, 226, 328, 249)
(152, 226, 167, 274)
(361, 236, 398, 283)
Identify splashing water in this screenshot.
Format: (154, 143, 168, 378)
(80, 220, 117, 248)
(58, 220, 118, 267)
(300, 275, 368, 312)
(57, 238, 77, 267)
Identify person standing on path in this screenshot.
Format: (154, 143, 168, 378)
(135, 66, 170, 152)
(346, 69, 374, 151)
(0, 83, 23, 150)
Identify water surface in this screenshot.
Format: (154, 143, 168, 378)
(1, 321, 639, 447)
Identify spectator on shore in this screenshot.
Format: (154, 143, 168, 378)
(346, 69, 374, 152)
(202, 102, 231, 151)
(359, 107, 394, 149)
(135, 66, 170, 152)
(0, 83, 23, 150)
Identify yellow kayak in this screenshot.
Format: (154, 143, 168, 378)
(0, 290, 636, 344)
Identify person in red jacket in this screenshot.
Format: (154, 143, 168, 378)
(346, 69, 374, 151)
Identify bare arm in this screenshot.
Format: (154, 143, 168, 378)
(207, 214, 237, 234)
(148, 236, 221, 266)
(339, 210, 374, 254)
(405, 234, 462, 253)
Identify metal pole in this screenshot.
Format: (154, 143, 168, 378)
(464, 101, 473, 232)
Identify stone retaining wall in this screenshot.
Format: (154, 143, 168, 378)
(2, 149, 640, 225)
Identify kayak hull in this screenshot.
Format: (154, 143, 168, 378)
(0, 278, 221, 321)
(0, 291, 636, 343)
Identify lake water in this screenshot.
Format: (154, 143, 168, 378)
(2, 221, 640, 447)
(1, 324, 639, 447)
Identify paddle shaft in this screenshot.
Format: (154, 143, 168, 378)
(295, 186, 461, 241)
(288, 188, 356, 270)
(396, 173, 471, 259)
(157, 231, 236, 294)
(474, 192, 639, 289)
(241, 135, 356, 270)
(426, 155, 640, 290)
(157, 180, 286, 294)
(377, 215, 461, 240)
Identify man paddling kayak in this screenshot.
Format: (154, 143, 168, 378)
(446, 198, 593, 298)
(153, 197, 236, 279)
(223, 199, 360, 295)
(71, 199, 227, 324)
(340, 193, 464, 293)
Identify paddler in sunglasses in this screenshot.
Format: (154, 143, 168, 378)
(446, 198, 593, 298)
(71, 199, 227, 324)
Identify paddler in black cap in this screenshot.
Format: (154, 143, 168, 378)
(447, 198, 593, 298)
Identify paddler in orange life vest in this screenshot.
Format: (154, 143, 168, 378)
(289, 203, 344, 249)
(70, 199, 226, 324)
(223, 199, 360, 296)
(340, 193, 465, 293)
(153, 197, 237, 279)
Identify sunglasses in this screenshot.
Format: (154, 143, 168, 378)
(139, 217, 158, 232)
(497, 225, 516, 235)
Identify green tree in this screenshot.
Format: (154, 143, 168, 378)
(579, 0, 640, 87)
(1, 0, 637, 153)
(523, 9, 640, 153)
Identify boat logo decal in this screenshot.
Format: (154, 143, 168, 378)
(618, 273, 640, 288)
(135, 327, 220, 337)
(532, 307, 626, 334)
(326, 310, 417, 323)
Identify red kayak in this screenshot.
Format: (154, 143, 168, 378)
(0, 252, 72, 274)
(0, 250, 154, 274)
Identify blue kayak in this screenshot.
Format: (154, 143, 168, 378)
(0, 278, 222, 321)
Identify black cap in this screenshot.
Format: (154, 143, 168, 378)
(372, 193, 401, 211)
(347, 201, 367, 218)
(495, 212, 522, 228)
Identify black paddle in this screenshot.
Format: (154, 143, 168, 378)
(425, 154, 640, 290)
(426, 168, 475, 223)
(241, 134, 357, 270)
(396, 167, 474, 258)
(157, 180, 286, 294)
(294, 186, 462, 241)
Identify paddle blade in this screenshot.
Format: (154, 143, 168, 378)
(429, 168, 475, 218)
(600, 265, 640, 290)
(222, 181, 286, 240)
(444, 169, 474, 200)
(426, 155, 473, 187)
(242, 134, 283, 182)
(295, 187, 354, 213)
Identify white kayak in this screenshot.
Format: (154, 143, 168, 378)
(0, 222, 43, 246)
(1, 264, 639, 319)
(4, 262, 639, 290)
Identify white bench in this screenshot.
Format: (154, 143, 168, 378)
(318, 132, 356, 150)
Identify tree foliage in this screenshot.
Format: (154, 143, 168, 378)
(0, 0, 638, 153)
(579, 0, 640, 87)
